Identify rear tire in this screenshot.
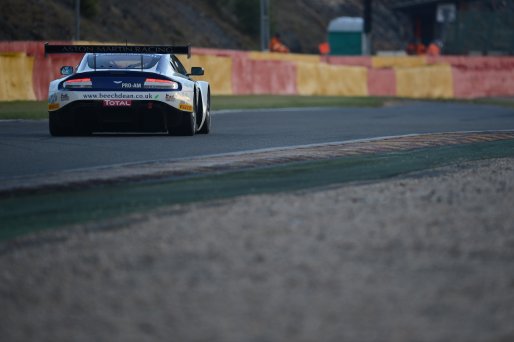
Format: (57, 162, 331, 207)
(198, 90, 211, 135)
(172, 89, 199, 136)
(171, 110, 196, 136)
(198, 110, 210, 134)
(49, 112, 68, 136)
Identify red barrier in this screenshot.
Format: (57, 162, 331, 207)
(192, 47, 246, 58)
(33, 55, 82, 100)
(322, 56, 372, 68)
(262, 60, 297, 95)
(452, 68, 514, 99)
(367, 68, 396, 97)
(428, 56, 514, 70)
(0, 40, 74, 57)
(230, 53, 251, 94)
(231, 54, 297, 95)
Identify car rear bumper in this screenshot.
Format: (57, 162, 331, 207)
(50, 100, 188, 133)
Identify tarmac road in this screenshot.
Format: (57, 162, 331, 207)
(1, 101, 514, 179)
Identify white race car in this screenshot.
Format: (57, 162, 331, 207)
(45, 44, 210, 136)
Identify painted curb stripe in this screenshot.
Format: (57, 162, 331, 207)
(1, 131, 514, 195)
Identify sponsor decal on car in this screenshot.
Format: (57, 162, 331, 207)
(174, 93, 192, 102)
(165, 94, 175, 101)
(48, 103, 60, 110)
(60, 93, 70, 101)
(103, 100, 132, 107)
(81, 93, 157, 100)
(121, 82, 142, 89)
(179, 103, 193, 112)
(48, 93, 57, 103)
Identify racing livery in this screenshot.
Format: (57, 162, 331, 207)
(45, 44, 211, 136)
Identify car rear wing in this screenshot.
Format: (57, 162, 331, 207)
(44, 43, 192, 59)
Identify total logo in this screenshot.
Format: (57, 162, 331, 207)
(103, 100, 132, 107)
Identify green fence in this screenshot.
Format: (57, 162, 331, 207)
(444, 10, 514, 55)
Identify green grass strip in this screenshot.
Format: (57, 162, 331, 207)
(0, 96, 387, 120)
(1, 96, 512, 120)
(0, 101, 49, 120)
(211, 95, 386, 110)
(1, 139, 514, 241)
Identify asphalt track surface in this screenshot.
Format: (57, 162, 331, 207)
(1, 101, 514, 179)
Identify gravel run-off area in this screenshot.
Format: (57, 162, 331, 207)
(1, 157, 514, 342)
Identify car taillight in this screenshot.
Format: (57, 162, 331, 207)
(63, 78, 92, 89)
(144, 78, 179, 90)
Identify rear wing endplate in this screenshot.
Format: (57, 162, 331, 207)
(44, 43, 191, 59)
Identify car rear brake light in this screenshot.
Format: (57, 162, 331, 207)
(63, 78, 92, 89)
(144, 78, 179, 90)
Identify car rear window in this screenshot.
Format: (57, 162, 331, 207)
(86, 54, 160, 69)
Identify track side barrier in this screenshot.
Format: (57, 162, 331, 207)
(372, 56, 427, 69)
(322, 56, 372, 68)
(368, 68, 396, 97)
(192, 47, 244, 58)
(229, 53, 251, 95)
(396, 65, 454, 99)
(452, 69, 514, 98)
(297, 62, 368, 96)
(34, 55, 82, 100)
(187, 54, 233, 95)
(428, 56, 514, 98)
(0, 53, 36, 101)
(0, 41, 81, 100)
(231, 54, 297, 95)
(2, 41, 514, 101)
(249, 51, 320, 64)
(428, 56, 514, 70)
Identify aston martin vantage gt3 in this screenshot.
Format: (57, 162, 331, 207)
(45, 44, 210, 136)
